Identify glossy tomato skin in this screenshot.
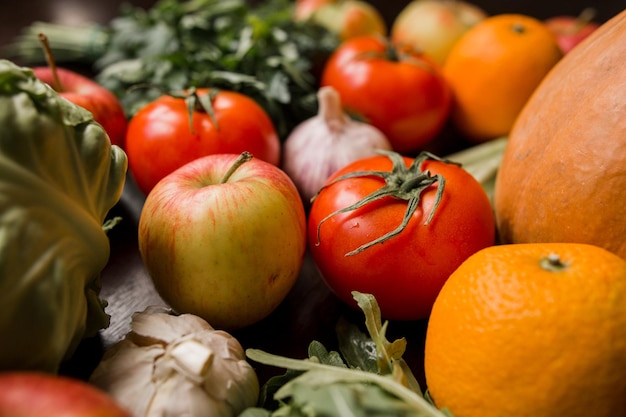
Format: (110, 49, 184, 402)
(126, 89, 280, 195)
(320, 36, 452, 155)
(308, 154, 495, 320)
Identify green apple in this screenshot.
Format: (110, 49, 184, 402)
(391, 0, 487, 66)
(294, 0, 387, 40)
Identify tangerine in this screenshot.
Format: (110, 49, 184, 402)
(424, 242, 626, 417)
(442, 14, 563, 142)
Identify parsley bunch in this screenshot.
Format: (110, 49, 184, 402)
(11, 0, 340, 139)
(97, 0, 339, 138)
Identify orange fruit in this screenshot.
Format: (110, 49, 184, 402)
(442, 14, 563, 142)
(424, 242, 626, 417)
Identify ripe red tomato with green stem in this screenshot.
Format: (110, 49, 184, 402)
(320, 35, 452, 155)
(125, 88, 281, 196)
(308, 150, 495, 320)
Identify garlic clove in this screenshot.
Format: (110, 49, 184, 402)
(130, 307, 215, 345)
(89, 341, 163, 416)
(197, 331, 260, 406)
(168, 337, 214, 383)
(148, 375, 231, 417)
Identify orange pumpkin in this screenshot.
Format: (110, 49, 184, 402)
(494, 9, 626, 258)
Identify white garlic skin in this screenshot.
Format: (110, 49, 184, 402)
(282, 86, 393, 205)
(90, 307, 259, 417)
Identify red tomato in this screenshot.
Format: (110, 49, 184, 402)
(126, 89, 281, 195)
(308, 151, 495, 320)
(320, 35, 452, 155)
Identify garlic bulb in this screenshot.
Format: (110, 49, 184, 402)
(281, 86, 393, 205)
(89, 307, 259, 417)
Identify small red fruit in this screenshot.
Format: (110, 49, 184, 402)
(0, 372, 132, 417)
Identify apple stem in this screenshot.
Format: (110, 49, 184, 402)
(576, 7, 596, 30)
(38, 33, 64, 92)
(221, 152, 253, 184)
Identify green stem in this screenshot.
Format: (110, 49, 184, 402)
(246, 349, 447, 417)
(313, 150, 451, 256)
(444, 137, 508, 202)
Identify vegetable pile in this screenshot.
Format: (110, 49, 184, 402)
(1, 0, 625, 416)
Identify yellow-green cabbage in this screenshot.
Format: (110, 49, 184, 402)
(0, 59, 127, 372)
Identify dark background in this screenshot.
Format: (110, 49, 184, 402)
(1, 0, 624, 52)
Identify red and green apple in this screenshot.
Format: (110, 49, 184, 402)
(138, 152, 307, 330)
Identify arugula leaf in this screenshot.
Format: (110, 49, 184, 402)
(244, 292, 448, 417)
(336, 316, 378, 373)
(276, 379, 424, 417)
(354, 291, 423, 394)
(246, 349, 447, 417)
(239, 408, 271, 417)
(256, 340, 348, 411)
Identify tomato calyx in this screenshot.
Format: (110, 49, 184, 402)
(356, 39, 433, 72)
(176, 87, 220, 133)
(128, 84, 221, 133)
(312, 150, 459, 256)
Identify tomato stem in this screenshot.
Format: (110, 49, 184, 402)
(312, 150, 458, 256)
(123, 85, 221, 135)
(183, 87, 220, 135)
(355, 38, 434, 72)
(221, 151, 253, 184)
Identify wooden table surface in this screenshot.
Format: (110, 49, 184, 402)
(1, 0, 624, 387)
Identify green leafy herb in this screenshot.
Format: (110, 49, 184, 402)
(243, 292, 450, 417)
(336, 316, 378, 373)
(9, 0, 339, 139)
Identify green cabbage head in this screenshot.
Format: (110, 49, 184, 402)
(0, 59, 128, 372)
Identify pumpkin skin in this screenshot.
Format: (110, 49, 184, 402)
(494, 9, 626, 258)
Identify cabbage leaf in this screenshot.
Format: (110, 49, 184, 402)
(0, 59, 127, 372)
